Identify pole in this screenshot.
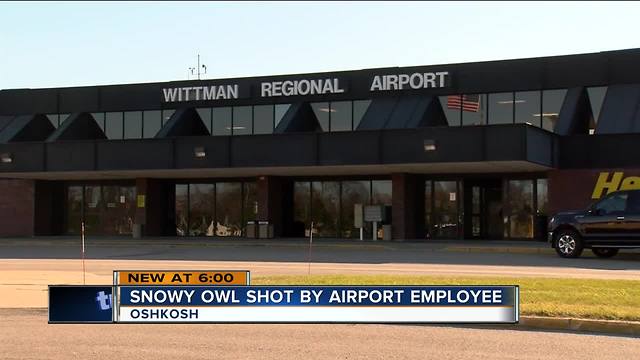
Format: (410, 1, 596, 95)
(307, 221, 314, 275)
(197, 54, 200, 80)
(81, 221, 86, 285)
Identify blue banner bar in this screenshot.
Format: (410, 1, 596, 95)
(119, 286, 516, 307)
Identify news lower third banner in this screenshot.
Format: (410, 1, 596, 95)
(49, 270, 519, 324)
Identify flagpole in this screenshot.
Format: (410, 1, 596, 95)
(81, 221, 86, 285)
(307, 221, 314, 275)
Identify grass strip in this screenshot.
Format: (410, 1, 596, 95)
(253, 274, 640, 322)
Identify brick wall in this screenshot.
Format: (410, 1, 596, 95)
(0, 179, 35, 237)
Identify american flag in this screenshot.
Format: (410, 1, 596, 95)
(447, 94, 480, 112)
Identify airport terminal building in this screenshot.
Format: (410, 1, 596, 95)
(2, 49, 640, 240)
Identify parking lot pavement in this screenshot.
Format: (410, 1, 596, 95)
(0, 237, 638, 307)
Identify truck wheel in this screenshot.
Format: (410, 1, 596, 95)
(554, 229, 584, 258)
(592, 248, 619, 258)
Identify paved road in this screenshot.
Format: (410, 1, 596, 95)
(0, 309, 637, 360)
(1, 240, 638, 307)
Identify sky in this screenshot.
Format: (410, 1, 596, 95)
(1, 1, 639, 89)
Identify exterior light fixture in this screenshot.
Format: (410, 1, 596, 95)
(194, 147, 206, 158)
(0, 153, 12, 163)
(423, 140, 437, 152)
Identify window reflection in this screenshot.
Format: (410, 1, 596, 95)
(47, 114, 59, 128)
(212, 107, 232, 136)
(439, 96, 461, 126)
(330, 101, 352, 132)
(537, 179, 548, 215)
(587, 87, 607, 134)
(461, 94, 487, 126)
(341, 181, 371, 238)
(189, 184, 215, 236)
(542, 89, 566, 132)
(353, 100, 371, 130)
(91, 113, 105, 132)
(489, 92, 513, 124)
(293, 182, 311, 237)
(66, 186, 83, 234)
(162, 109, 175, 126)
(275, 104, 291, 129)
(232, 106, 252, 135)
(175, 184, 188, 236)
(313, 181, 340, 237)
(515, 91, 541, 127)
(253, 105, 274, 135)
(143, 110, 161, 138)
(431, 181, 459, 238)
(311, 102, 330, 131)
(507, 180, 534, 238)
(124, 111, 142, 139)
(196, 108, 212, 134)
(243, 182, 257, 236)
(105, 112, 123, 139)
(216, 182, 243, 236)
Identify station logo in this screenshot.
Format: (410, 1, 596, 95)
(592, 171, 640, 199)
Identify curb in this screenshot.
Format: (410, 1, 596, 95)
(519, 316, 640, 336)
(2, 308, 637, 337)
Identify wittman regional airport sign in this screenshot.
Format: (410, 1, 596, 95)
(161, 71, 450, 103)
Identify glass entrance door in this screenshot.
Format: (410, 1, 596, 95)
(463, 179, 503, 239)
(426, 181, 461, 239)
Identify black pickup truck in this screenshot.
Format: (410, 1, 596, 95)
(548, 189, 640, 258)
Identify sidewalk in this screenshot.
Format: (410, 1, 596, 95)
(2, 236, 639, 257)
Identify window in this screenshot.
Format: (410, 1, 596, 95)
(593, 192, 627, 215)
(243, 182, 258, 234)
(507, 180, 534, 238)
(515, 91, 541, 127)
(542, 89, 566, 132)
(461, 94, 487, 126)
(92, 113, 105, 132)
(212, 107, 232, 136)
(143, 110, 162, 138)
(253, 105, 274, 135)
(536, 179, 548, 215)
(489, 92, 513, 124)
(340, 181, 370, 238)
(189, 184, 215, 236)
(175, 184, 188, 236)
(216, 182, 243, 236)
(47, 114, 59, 128)
(330, 101, 352, 131)
(587, 87, 607, 134)
(162, 109, 175, 126)
(311, 102, 330, 131)
(313, 181, 340, 237)
(275, 104, 291, 129)
(124, 111, 142, 139)
(233, 106, 252, 135)
(294, 182, 312, 237)
(371, 180, 392, 206)
(105, 112, 123, 139)
(59, 114, 70, 126)
(439, 96, 461, 126)
(353, 100, 371, 130)
(196, 108, 212, 134)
